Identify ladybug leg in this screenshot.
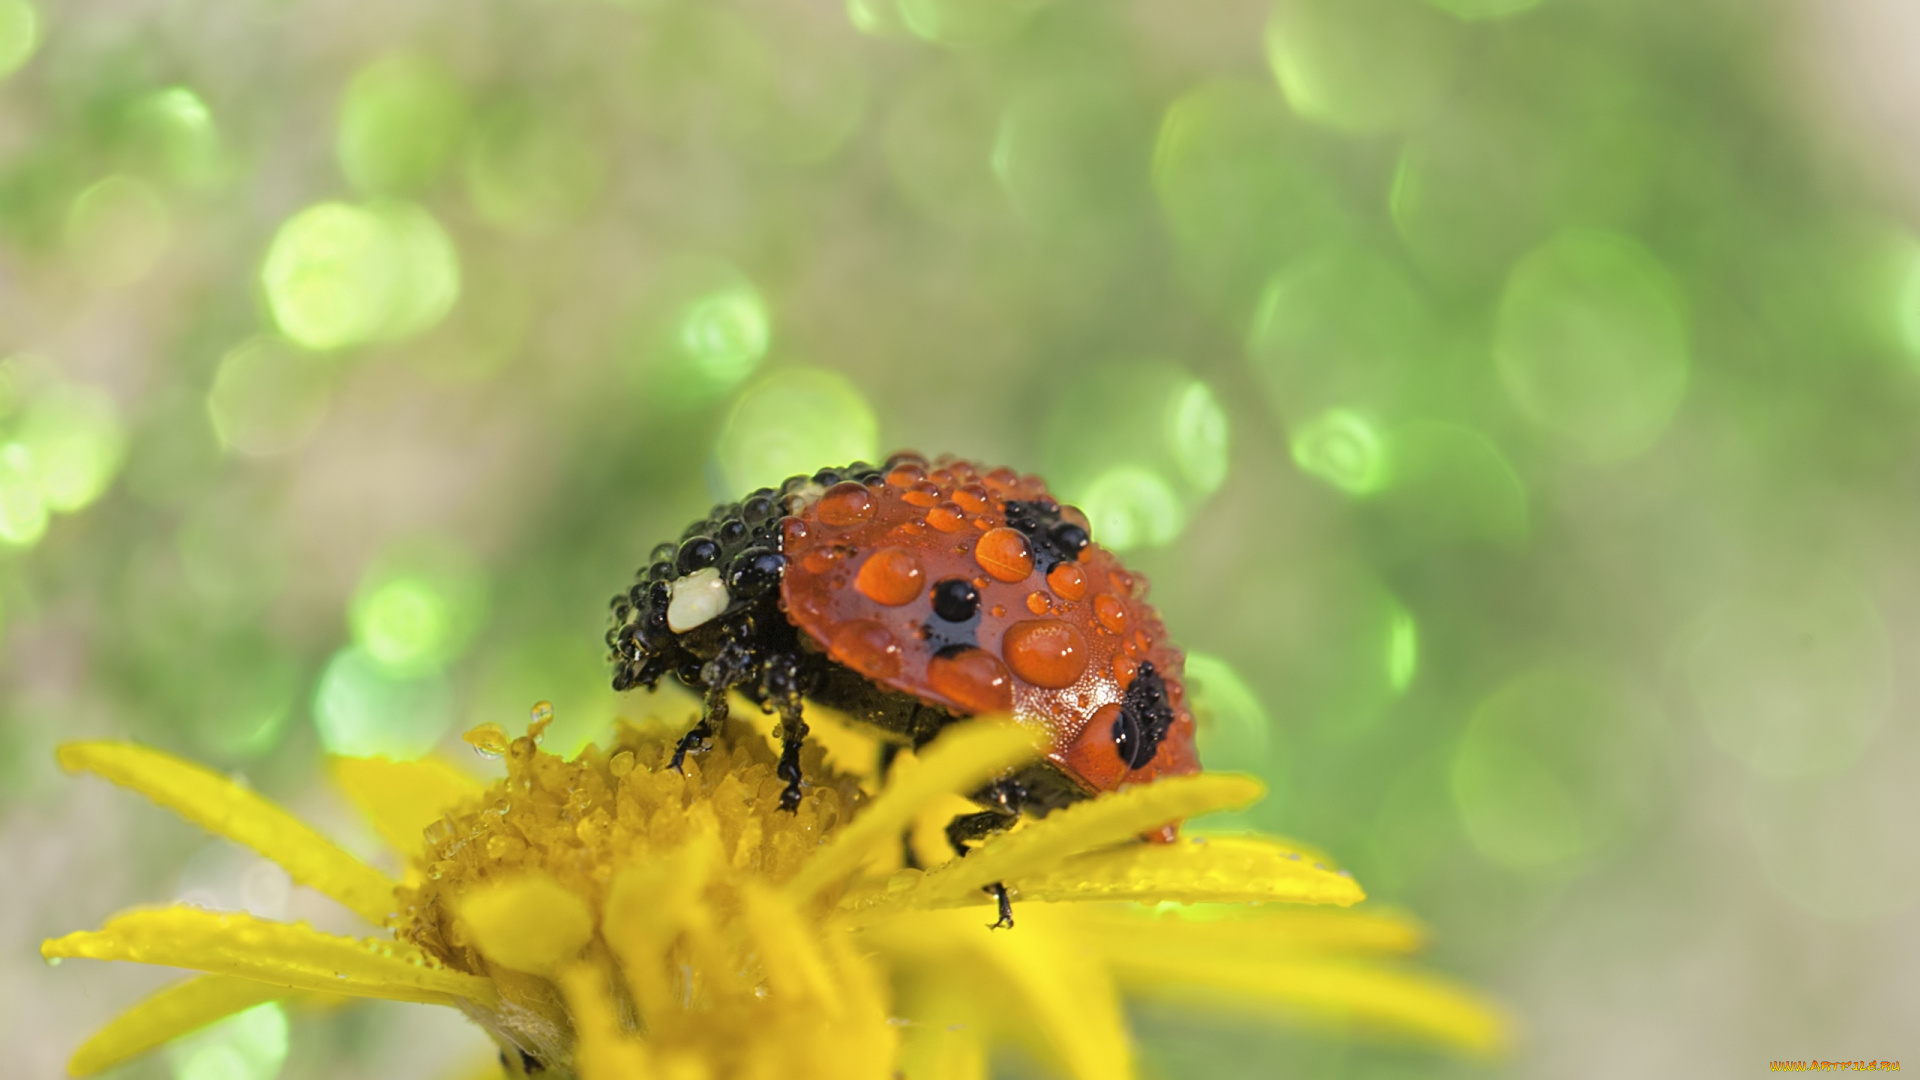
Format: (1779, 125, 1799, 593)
(945, 809, 1020, 930)
(760, 651, 809, 813)
(670, 685, 728, 773)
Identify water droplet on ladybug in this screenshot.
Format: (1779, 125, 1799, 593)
(1046, 563, 1086, 600)
(926, 502, 966, 532)
(1025, 591, 1050, 615)
(829, 619, 902, 680)
(886, 462, 927, 488)
(954, 484, 991, 513)
(854, 547, 925, 606)
(975, 527, 1034, 583)
(1095, 594, 1128, 634)
(928, 648, 1014, 712)
(677, 536, 721, 574)
(816, 481, 876, 526)
(1002, 619, 1089, 688)
(902, 481, 943, 508)
(1113, 654, 1139, 688)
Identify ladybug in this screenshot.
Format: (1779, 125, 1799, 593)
(606, 452, 1200, 924)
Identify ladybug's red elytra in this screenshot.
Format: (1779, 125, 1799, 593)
(607, 452, 1201, 924)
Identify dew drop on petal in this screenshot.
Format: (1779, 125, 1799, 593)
(464, 722, 511, 758)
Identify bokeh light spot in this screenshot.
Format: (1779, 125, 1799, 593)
(19, 382, 126, 512)
(312, 645, 453, 758)
(168, 1002, 288, 1080)
(349, 544, 489, 677)
(1371, 421, 1530, 552)
(1265, 0, 1460, 134)
(715, 368, 879, 494)
(0, 0, 38, 79)
(1681, 574, 1889, 780)
(1079, 466, 1185, 552)
(466, 100, 605, 235)
(1289, 408, 1388, 496)
(1164, 380, 1230, 494)
(678, 282, 770, 395)
(1386, 606, 1418, 692)
(261, 201, 460, 350)
(898, 0, 1046, 48)
(1451, 665, 1664, 873)
(130, 87, 223, 188)
(1248, 244, 1434, 423)
(1495, 229, 1690, 461)
(66, 176, 171, 287)
(206, 337, 333, 457)
(337, 53, 468, 195)
(1424, 0, 1542, 18)
(0, 442, 48, 547)
(1183, 651, 1276, 775)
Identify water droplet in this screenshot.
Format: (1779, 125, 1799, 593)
(926, 502, 967, 532)
(954, 483, 991, 513)
(975, 527, 1034, 583)
(1025, 591, 1050, 615)
(528, 700, 554, 740)
(829, 619, 902, 680)
(1113, 653, 1139, 688)
(609, 750, 636, 777)
(1095, 594, 1128, 634)
(854, 547, 925, 606)
(901, 480, 943, 508)
(1125, 629, 1151, 660)
(984, 467, 1021, 494)
(1046, 562, 1087, 601)
(928, 648, 1014, 712)
(1003, 619, 1089, 689)
(990, 604, 1006, 617)
(815, 480, 876, 526)
(886, 462, 926, 488)
(464, 722, 511, 758)
(802, 550, 837, 575)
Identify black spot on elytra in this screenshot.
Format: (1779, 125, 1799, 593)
(1004, 499, 1091, 571)
(1111, 661, 1176, 770)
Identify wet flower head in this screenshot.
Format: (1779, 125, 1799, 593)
(42, 705, 1508, 1080)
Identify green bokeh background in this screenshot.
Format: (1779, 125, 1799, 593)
(4, 0, 1917, 1076)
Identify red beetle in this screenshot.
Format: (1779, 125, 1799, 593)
(607, 452, 1201, 925)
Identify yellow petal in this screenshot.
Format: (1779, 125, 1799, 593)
(1007, 835, 1366, 907)
(332, 755, 483, 861)
(842, 773, 1264, 921)
(740, 884, 842, 1014)
(1110, 951, 1511, 1057)
(457, 873, 593, 976)
(58, 741, 398, 925)
(893, 976, 989, 1080)
(1063, 903, 1424, 958)
(41, 906, 494, 1007)
(557, 964, 652, 1080)
(873, 908, 1133, 1080)
(67, 975, 292, 1077)
(785, 720, 1038, 905)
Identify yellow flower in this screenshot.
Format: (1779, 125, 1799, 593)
(41, 709, 1507, 1079)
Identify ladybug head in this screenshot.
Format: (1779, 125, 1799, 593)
(606, 487, 791, 692)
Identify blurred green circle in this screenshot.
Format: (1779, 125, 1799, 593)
(1495, 229, 1690, 461)
(207, 338, 332, 457)
(716, 368, 880, 493)
(466, 99, 605, 234)
(66, 176, 171, 288)
(337, 54, 468, 195)
(18, 383, 126, 513)
(1451, 665, 1664, 873)
(129, 87, 224, 189)
(1681, 574, 1889, 780)
(0, 441, 47, 548)
(1079, 465, 1185, 552)
(0, 1, 38, 79)
(1266, 0, 1459, 133)
(1289, 408, 1389, 496)
(311, 645, 453, 758)
(260, 201, 460, 350)
(1165, 381, 1230, 495)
